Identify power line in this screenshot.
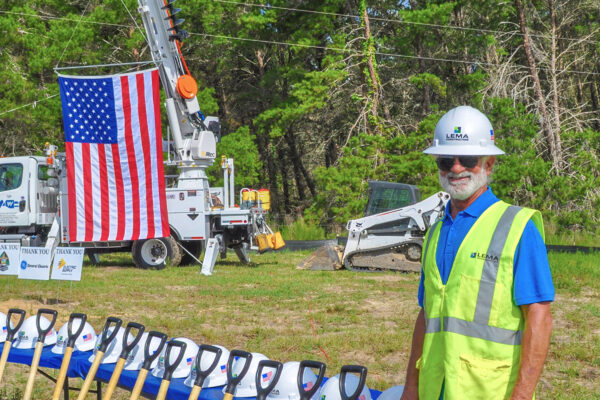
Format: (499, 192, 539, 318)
(0, 9, 598, 76)
(210, 0, 592, 43)
(0, 94, 58, 118)
(192, 32, 600, 76)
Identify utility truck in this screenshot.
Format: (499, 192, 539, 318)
(0, 0, 281, 272)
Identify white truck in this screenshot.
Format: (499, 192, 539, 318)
(0, 0, 279, 272)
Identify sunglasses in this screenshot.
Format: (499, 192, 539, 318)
(436, 156, 480, 171)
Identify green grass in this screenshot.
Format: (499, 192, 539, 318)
(0, 250, 598, 398)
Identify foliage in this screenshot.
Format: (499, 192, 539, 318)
(0, 0, 599, 233)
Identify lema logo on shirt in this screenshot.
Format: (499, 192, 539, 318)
(470, 252, 499, 262)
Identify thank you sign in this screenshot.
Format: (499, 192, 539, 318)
(0, 243, 20, 276)
(51, 248, 84, 281)
(18, 247, 52, 280)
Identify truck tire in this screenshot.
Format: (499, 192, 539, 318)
(132, 236, 182, 269)
(179, 240, 203, 266)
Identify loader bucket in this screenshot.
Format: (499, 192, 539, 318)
(296, 245, 344, 271)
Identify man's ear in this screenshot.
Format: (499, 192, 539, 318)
(484, 156, 495, 175)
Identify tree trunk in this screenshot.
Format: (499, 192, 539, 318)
(514, 0, 562, 172)
(284, 128, 316, 199)
(362, 7, 379, 123)
(547, 0, 563, 165)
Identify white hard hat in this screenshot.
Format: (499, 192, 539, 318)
(317, 373, 372, 400)
(151, 337, 199, 379)
(184, 344, 230, 388)
(423, 106, 504, 156)
(0, 312, 13, 342)
(223, 352, 272, 398)
(52, 318, 97, 354)
(88, 327, 133, 364)
(267, 361, 321, 400)
(124, 332, 164, 371)
(12, 315, 57, 349)
(377, 385, 404, 400)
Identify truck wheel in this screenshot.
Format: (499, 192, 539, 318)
(132, 236, 181, 269)
(179, 241, 203, 266)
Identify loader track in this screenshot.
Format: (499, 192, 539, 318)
(345, 242, 423, 273)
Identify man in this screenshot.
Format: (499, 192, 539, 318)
(400, 106, 554, 400)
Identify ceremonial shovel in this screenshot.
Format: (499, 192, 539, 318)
(76, 317, 122, 400)
(0, 308, 25, 383)
(155, 340, 187, 400)
(129, 331, 167, 400)
(339, 365, 368, 400)
(23, 308, 58, 400)
(255, 360, 283, 400)
(298, 360, 326, 400)
(186, 344, 222, 400)
(223, 350, 252, 400)
(103, 322, 145, 400)
(51, 313, 88, 400)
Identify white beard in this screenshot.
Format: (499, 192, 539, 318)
(439, 167, 489, 201)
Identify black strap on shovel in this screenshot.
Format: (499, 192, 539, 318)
(120, 322, 145, 359)
(142, 331, 167, 370)
(339, 365, 368, 400)
(35, 309, 58, 344)
(193, 344, 222, 387)
(298, 360, 326, 400)
(66, 313, 87, 348)
(163, 340, 187, 381)
(5, 308, 26, 342)
(98, 317, 123, 353)
(255, 360, 283, 400)
(224, 350, 252, 395)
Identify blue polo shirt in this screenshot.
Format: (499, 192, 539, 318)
(418, 187, 554, 308)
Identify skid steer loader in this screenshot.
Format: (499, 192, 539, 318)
(298, 182, 449, 272)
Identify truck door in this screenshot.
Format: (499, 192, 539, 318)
(0, 161, 26, 227)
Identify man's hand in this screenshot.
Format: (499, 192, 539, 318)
(510, 302, 552, 400)
(400, 309, 425, 400)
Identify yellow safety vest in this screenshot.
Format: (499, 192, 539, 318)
(418, 201, 544, 400)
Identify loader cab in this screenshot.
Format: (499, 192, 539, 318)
(364, 181, 421, 216)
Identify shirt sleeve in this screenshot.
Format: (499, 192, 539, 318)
(513, 220, 555, 306)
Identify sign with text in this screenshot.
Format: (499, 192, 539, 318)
(51, 248, 84, 281)
(18, 247, 52, 280)
(0, 243, 20, 276)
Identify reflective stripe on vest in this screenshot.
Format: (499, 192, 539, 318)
(423, 206, 523, 344)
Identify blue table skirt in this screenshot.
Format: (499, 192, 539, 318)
(3, 343, 383, 399)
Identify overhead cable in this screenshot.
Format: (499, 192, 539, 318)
(0, 95, 58, 118)
(192, 32, 600, 76)
(210, 0, 593, 43)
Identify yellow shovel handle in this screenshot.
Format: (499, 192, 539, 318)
(23, 342, 45, 400)
(129, 368, 149, 400)
(187, 385, 202, 400)
(103, 357, 126, 400)
(52, 346, 74, 400)
(223, 393, 234, 400)
(76, 351, 104, 400)
(0, 340, 12, 384)
(156, 379, 171, 400)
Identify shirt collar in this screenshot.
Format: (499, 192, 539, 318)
(443, 187, 499, 221)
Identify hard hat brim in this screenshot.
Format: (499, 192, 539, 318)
(423, 144, 505, 156)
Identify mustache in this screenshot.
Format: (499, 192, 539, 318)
(446, 171, 473, 180)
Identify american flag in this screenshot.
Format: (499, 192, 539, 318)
(262, 371, 272, 382)
(82, 334, 92, 342)
(303, 381, 313, 390)
(186, 357, 194, 365)
(220, 364, 227, 373)
(58, 69, 169, 242)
